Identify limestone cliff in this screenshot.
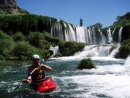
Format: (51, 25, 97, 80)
(0, 0, 29, 14)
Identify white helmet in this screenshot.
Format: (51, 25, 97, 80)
(32, 54, 40, 60)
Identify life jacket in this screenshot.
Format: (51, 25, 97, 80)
(31, 65, 45, 81)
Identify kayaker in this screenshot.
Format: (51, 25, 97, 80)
(22, 54, 52, 83)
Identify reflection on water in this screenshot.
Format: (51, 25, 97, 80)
(0, 57, 130, 98)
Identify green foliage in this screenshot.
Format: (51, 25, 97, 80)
(0, 55, 5, 60)
(43, 32, 61, 45)
(27, 32, 48, 49)
(111, 12, 130, 28)
(54, 53, 62, 57)
(1, 39, 14, 57)
(77, 58, 96, 69)
(59, 42, 85, 56)
(0, 30, 12, 39)
(119, 45, 130, 59)
(0, 31, 14, 57)
(0, 14, 57, 34)
(13, 32, 25, 41)
(12, 41, 36, 59)
(0, 29, 85, 59)
(119, 39, 130, 59)
(80, 18, 83, 26)
(0, 14, 85, 60)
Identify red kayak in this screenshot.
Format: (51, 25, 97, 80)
(30, 77, 57, 93)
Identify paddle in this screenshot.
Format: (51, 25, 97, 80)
(13, 67, 38, 91)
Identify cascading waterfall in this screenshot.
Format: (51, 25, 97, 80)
(118, 27, 123, 43)
(51, 20, 107, 45)
(75, 26, 87, 43)
(91, 27, 97, 44)
(107, 28, 113, 44)
(87, 28, 93, 44)
(49, 45, 59, 57)
(98, 29, 106, 45)
(74, 44, 120, 57)
(51, 19, 64, 39)
(109, 44, 121, 57)
(51, 20, 123, 58)
(68, 24, 76, 41)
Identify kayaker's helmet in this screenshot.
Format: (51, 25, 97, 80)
(32, 54, 40, 60)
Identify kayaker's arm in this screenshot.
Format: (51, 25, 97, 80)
(40, 64, 52, 71)
(22, 67, 32, 83)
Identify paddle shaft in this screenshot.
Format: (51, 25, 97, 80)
(13, 67, 37, 91)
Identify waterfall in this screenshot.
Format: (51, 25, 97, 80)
(51, 20, 123, 58)
(51, 21, 109, 45)
(107, 28, 113, 44)
(74, 45, 98, 57)
(87, 28, 93, 44)
(74, 44, 120, 58)
(51, 20, 64, 39)
(109, 44, 120, 57)
(124, 55, 130, 66)
(69, 25, 77, 41)
(49, 45, 59, 57)
(124, 55, 130, 69)
(98, 45, 112, 56)
(51, 21, 123, 45)
(112, 28, 116, 37)
(118, 27, 123, 43)
(75, 26, 86, 43)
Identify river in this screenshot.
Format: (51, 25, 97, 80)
(0, 56, 130, 98)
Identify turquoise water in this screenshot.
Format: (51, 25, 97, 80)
(0, 57, 130, 98)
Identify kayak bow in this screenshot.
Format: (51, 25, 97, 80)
(30, 77, 57, 93)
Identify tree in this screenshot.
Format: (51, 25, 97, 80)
(80, 18, 83, 26)
(27, 32, 48, 49)
(12, 41, 36, 59)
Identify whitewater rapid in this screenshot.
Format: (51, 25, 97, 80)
(51, 56, 130, 98)
(0, 56, 130, 98)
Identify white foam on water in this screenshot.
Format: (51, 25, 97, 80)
(0, 81, 7, 87)
(50, 56, 125, 62)
(13, 81, 21, 85)
(89, 65, 126, 75)
(54, 63, 130, 97)
(57, 74, 130, 97)
(0, 81, 7, 84)
(124, 55, 130, 67)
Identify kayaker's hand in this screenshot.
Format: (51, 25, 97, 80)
(22, 79, 32, 83)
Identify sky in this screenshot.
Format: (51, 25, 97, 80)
(17, 0, 130, 28)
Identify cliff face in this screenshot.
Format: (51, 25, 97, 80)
(0, 0, 17, 8)
(0, 0, 18, 13)
(122, 25, 130, 41)
(0, 0, 28, 14)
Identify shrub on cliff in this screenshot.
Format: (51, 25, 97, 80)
(59, 41, 85, 56)
(119, 39, 130, 59)
(77, 58, 96, 69)
(112, 12, 130, 28)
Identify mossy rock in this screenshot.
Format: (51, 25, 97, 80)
(77, 58, 96, 69)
